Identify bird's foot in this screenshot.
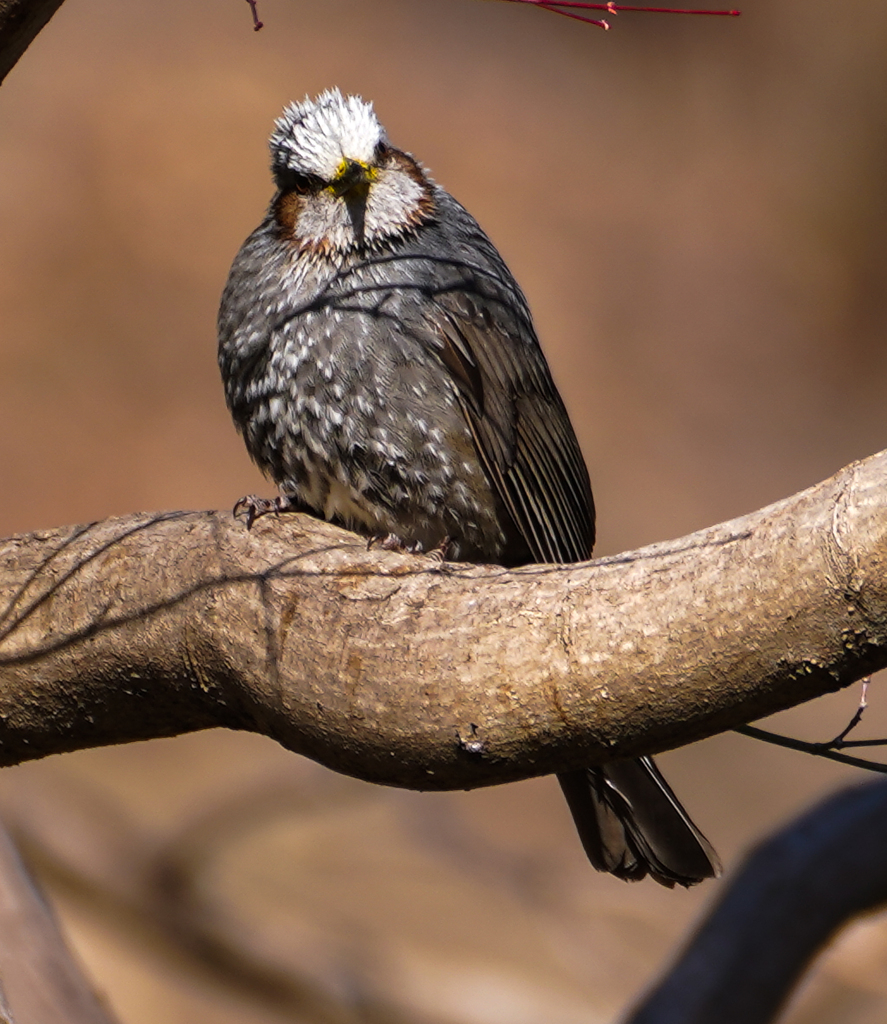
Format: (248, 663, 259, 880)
(233, 494, 299, 530)
(367, 533, 452, 560)
(427, 535, 453, 562)
(367, 533, 422, 554)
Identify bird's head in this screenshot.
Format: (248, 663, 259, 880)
(269, 89, 435, 255)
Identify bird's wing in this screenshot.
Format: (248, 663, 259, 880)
(430, 287, 595, 565)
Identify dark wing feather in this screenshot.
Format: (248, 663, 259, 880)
(431, 290, 595, 564)
(409, 215, 717, 887)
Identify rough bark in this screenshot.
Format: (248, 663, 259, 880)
(626, 778, 887, 1024)
(0, 0, 65, 85)
(1, 450, 886, 786)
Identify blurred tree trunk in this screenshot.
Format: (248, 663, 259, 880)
(0, 818, 119, 1023)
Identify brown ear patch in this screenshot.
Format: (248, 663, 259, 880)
(273, 191, 304, 239)
(386, 150, 437, 223)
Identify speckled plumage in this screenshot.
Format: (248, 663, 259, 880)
(218, 89, 719, 886)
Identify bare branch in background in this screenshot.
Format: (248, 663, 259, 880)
(1, 772, 429, 1024)
(0, 817, 118, 1024)
(626, 779, 887, 1024)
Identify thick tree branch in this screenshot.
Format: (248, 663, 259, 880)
(0, 0, 65, 85)
(626, 779, 887, 1024)
(1, 450, 885, 785)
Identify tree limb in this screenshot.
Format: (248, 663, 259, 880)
(0, 450, 885, 786)
(0, 0, 65, 86)
(625, 778, 887, 1024)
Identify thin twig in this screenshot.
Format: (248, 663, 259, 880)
(244, 0, 263, 31)
(498, 0, 741, 26)
(736, 724, 887, 775)
(828, 737, 887, 749)
(827, 676, 870, 746)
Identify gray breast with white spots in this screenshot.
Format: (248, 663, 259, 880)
(218, 190, 518, 559)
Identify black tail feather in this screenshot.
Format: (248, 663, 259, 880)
(558, 756, 720, 887)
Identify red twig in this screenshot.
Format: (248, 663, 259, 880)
(502, 0, 740, 30)
(540, 3, 610, 28)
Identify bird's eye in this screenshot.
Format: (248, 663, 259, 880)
(280, 169, 324, 194)
(374, 141, 392, 163)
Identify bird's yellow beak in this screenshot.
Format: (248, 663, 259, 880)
(328, 158, 376, 198)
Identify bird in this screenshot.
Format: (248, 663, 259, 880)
(218, 88, 720, 887)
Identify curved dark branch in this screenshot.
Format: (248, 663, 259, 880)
(626, 778, 887, 1024)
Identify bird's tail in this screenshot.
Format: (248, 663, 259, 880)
(557, 756, 720, 887)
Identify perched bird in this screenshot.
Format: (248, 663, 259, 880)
(218, 89, 720, 886)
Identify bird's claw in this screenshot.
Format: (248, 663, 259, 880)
(233, 494, 291, 530)
(428, 535, 453, 562)
(367, 533, 418, 554)
(367, 533, 452, 560)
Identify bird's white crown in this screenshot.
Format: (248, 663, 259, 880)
(270, 89, 385, 181)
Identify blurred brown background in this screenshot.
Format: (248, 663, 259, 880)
(2, 0, 887, 1021)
